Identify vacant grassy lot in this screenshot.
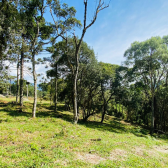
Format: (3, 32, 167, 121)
(0, 97, 168, 168)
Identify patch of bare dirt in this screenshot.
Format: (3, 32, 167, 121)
(23, 97, 29, 101)
(108, 149, 128, 161)
(132, 145, 168, 157)
(76, 149, 129, 164)
(54, 159, 67, 166)
(76, 152, 105, 164)
(20, 131, 40, 141)
(120, 120, 131, 125)
(153, 146, 168, 154)
(76, 145, 168, 165)
(131, 145, 146, 156)
(0, 94, 5, 98)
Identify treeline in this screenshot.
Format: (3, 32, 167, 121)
(0, 0, 168, 134)
(40, 36, 168, 134)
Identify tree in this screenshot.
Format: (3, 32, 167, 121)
(21, 0, 52, 117)
(124, 36, 168, 134)
(47, 0, 81, 113)
(98, 62, 119, 123)
(11, 79, 34, 97)
(0, 0, 19, 60)
(48, 0, 109, 123)
(71, 0, 109, 124)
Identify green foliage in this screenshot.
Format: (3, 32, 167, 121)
(0, 0, 19, 59)
(124, 36, 168, 131)
(11, 80, 34, 96)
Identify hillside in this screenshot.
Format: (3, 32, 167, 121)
(0, 97, 168, 168)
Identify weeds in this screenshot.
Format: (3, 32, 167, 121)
(0, 97, 168, 167)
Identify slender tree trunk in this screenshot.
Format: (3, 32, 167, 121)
(122, 104, 124, 119)
(16, 55, 19, 103)
(73, 71, 78, 124)
(9, 79, 11, 95)
(101, 87, 106, 123)
(27, 85, 28, 98)
(7, 85, 8, 96)
(20, 50, 24, 108)
(32, 55, 37, 118)
(127, 105, 129, 121)
(150, 92, 154, 134)
(71, 0, 108, 124)
(54, 64, 57, 113)
(50, 78, 52, 105)
(101, 101, 106, 123)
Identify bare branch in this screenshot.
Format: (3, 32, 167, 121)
(73, 30, 78, 45)
(49, 5, 59, 35)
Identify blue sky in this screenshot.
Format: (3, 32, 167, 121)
(10, 0, 168, 83)
(41, 0, 168, 65)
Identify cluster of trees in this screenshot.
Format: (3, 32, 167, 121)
(124, 36, 168, 134)
(39, 36, 168, 134)
(40, 39, 121, 123)
(0, 0, 109, 119)
(1, 0, 168, 134)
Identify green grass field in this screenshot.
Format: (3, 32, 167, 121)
(0, 97, 168, 168)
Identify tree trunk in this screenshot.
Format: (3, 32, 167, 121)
(71, 0, 109, 124)
(50, 78, 52, 105)
(73, 71, 78, 124)
(32, 55, 37, 118)
(101, 94, 106, 123)
(150, 92, 154, 134)
(10, 79, 11, 95)
(54, 65, 57, 113)
(20, 50, 24, 108)
(127, 105, 129, 121)
(7, 85, 8, 96)
(16, 55, 19, 103)
(101, 102, 106, 123)
(27, 85, 28, 98)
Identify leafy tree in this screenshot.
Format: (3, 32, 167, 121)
(11, 79, 34, 97)
(48, 0, 109, 124)
(98, 62, 120, 123)
(124, 36, 168, 134)
(20, 0, 53, 117)
(0, 0, 19, 60)
(72, 0, 109, 124)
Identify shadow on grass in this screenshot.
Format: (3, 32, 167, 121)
(0, 102, 8, 107)
(0, 101, 73, 122)
(79, 120, 127, 134)
(1, 101, 167, 139)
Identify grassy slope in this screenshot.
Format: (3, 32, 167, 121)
(0, 97, 168, 168)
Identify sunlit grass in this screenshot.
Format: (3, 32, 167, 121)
(0, 97, 168, 167)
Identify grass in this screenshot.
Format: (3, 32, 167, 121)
(0, 97, 168, 168)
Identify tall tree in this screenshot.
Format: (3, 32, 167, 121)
(47, 0, 81, 113)
(72, 0, 109, 123)
(49, 0, 109, 123)
(124, 36, 168, 134)
(0, 0, 18, 60)
(21, 0, 52, 117)
(98, 62, 119, 123)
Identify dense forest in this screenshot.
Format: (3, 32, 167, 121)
(1, 0, 168, 136)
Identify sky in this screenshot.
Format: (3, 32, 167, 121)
(63, 0, 168, 65)
(9, 0, 168, 83)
